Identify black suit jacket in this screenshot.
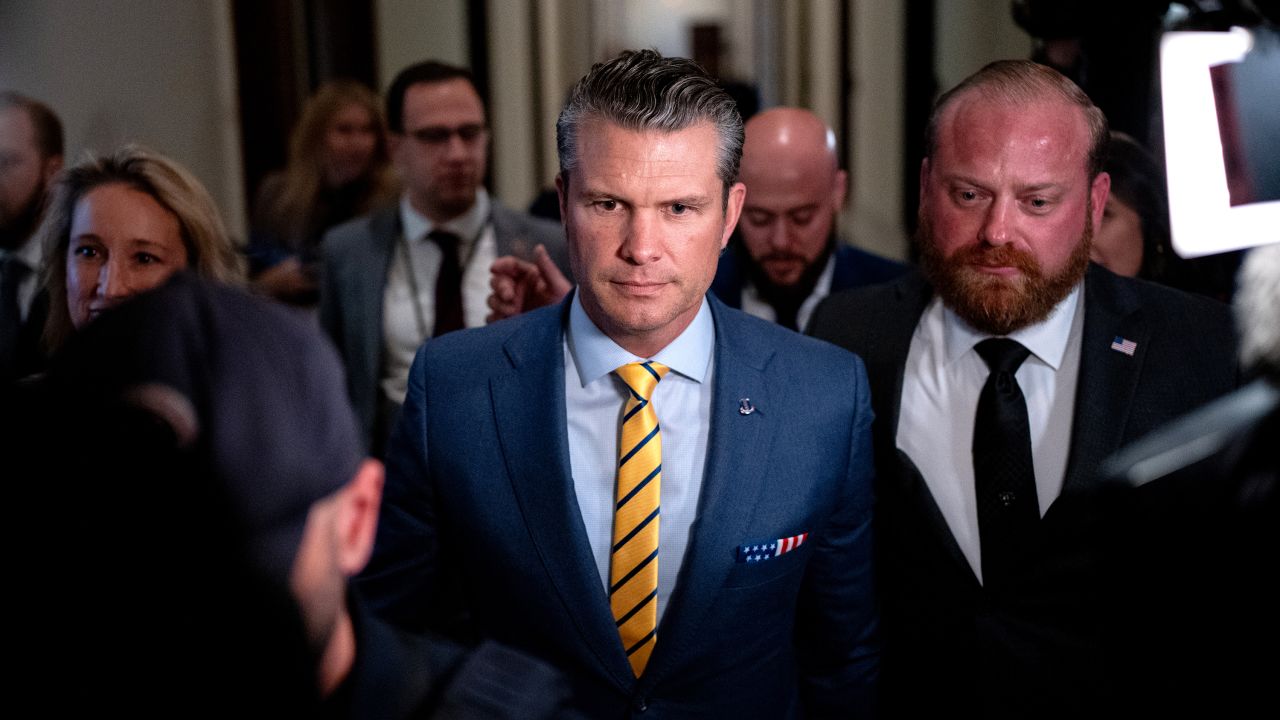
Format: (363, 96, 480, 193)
(807, 264, 1239, 718)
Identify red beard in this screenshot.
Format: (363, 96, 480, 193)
(918, 209, 1092, 336)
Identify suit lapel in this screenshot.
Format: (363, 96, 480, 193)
(357, 208, 399, 382)
(874, 276, 979, 583)
(639, 298, 776, 688)
(489, 299, 636, 689)
(1060, 265, 1148, 496)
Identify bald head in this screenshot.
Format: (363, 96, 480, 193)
(742, 108, 839, 185)
(737, 108, 847, 287)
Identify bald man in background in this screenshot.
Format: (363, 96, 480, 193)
(710, 107, 906, 330)
(486, 107, 905, 330)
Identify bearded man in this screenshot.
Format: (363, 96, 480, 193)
(808, 60, 1238, 718)
(0, 92, 63, 380)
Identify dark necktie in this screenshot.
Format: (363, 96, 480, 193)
(972, 338, 1039, 590)
(429, 229, 464, 336)
(1, 256, 31, 379)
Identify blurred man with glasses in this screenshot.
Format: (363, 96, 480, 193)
(320, 61, 568, 454)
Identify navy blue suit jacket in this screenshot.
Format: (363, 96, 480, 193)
(710, 241, 907, 315)
(361, 293, 879, 719)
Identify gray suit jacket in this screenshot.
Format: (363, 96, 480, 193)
(319, 200, 568, 450)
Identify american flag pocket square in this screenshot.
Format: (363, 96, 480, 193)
(736, 532, 809, 563)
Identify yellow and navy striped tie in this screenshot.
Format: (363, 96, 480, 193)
(611, 361, 669, 677)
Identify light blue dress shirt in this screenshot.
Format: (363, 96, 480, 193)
(564, 290, 715, 622)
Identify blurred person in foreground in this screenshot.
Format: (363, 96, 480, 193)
(1101, 241, 1280, 716)
(5, 272, 573, 718)
(34, 145, 244, 354)
(251, 80, 398, 306)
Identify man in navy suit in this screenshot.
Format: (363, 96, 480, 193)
(363, 50, 879, 718)
(711, 107, 905, 331)
(485, 107, 906, 332)
(808, 60, 1237, 717)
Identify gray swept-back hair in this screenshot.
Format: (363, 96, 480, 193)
(925, 59, 1109, 179)
(556, 49, 743, 204)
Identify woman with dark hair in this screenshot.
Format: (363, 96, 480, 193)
(1091, 131, 1176, 280)
(251, 80, 397, 305)
(1093, 131, 1242, 299)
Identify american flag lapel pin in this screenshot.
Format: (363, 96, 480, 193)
(1110, 336, 1137, 356)
(736, 532, 809, 563)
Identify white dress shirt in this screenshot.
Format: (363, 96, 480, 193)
(739, 251, 835, 331)
(564, 291, 714, 621)
(896, 284, 1084, 584)
(381, 190, 498, 404)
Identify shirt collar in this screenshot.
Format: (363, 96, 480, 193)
(1, 231, 45, 271)
(399, 188, 490, 244)
(567, 289, 715, 387)
(943, 281, 1083, 370)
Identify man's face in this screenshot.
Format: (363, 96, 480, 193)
(918, 95, 1109, 335)
(558, 119, 745, 356)
(0, 107, 58, 239)
(390, 78, 488, 222)
(738, 147, 845, 287)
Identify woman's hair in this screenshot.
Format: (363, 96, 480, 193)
(37, 144, 245, 351)
(268, 79, 396, 247)
(1104, 132, 1175, 281)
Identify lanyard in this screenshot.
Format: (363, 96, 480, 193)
(396, 217, 491, 342)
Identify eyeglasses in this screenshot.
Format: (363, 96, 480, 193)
(406, 123, 487, 145)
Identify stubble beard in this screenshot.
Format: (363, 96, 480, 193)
(918, 203, 1093, 336)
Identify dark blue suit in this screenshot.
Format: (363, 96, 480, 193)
(710, 241, 907, 318)
(361, 293, 879, 718)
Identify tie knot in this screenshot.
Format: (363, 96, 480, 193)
(615, 361, 669, 400)
(427, 229, 461, 251)
(976, 338, 1031, 375)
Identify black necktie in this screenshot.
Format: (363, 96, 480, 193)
(429, 229, 463, 336)
(972, 338, 1039, 590)
(1, 256, 31, 379)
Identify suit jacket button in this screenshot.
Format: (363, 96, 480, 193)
(633, 696, 648, 712)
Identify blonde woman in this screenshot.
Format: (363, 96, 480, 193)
(250, 80, 397, 305)
(38, 145, 244, 351)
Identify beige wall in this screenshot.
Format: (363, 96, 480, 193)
(0, 0, 245, 237)
(375, 0, 470, 86)
(935, 0, 1030, 93)
(0, 0, 1029, 254)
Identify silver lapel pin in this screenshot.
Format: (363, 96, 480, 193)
(738, 397, 755, 415)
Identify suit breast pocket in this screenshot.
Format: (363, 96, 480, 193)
(721, 543, 810, 590)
